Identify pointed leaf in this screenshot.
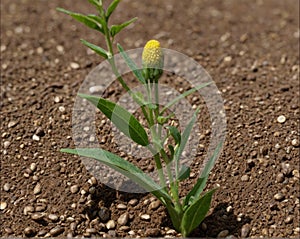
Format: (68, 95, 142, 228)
(181, 188, 217, 237)
(81, 39, 108, 59)
(106, 0, 121, 20)
(79, 93, 149, 146)
(117, 43, 146, 84)
(56, 8, 104, 34)
(178, 165, 190, 181)
(161, 82, 212, 114)
(88, 0, 102, 9)
(61, 148, 172, 203)
(111, 17, 137, 37)
(166, 126, 181, 144)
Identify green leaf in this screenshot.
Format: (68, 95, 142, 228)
(168, 145, 175, 159)
(181, 188, 217, 237)
(178, 165, 190, 181)
(79, 93, 149, 146)
(81, 39, 108, 59)
(166, 126, 181, 145)
(161, 82, 212, 114)
(174, 108, 199, 162)
(61, 148, 172, 203)
(165, 202, 181, 232)
(117, 43, 146, 84)
(56, 8, 104, 34)
(111, 17, 137, 37)
(88, 0, 102, 9)
(106, 0, 121, 20)
(183, 142, 223, 206)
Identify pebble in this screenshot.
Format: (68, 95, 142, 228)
(24, 227, 36, 237)
(241, 224, 251, 237)
(118, 212, 129, 225)
(281, 163, 292, 176)
(49, 226, 64, 236)
(70, 62, 80, 69)
(241, 175, 249, 182)
(35, 204, 46, 212)
(217, 230, 229, 237)
(30, 163, 37, 172)
(33, 183, 41, 194)
(291, 139, 299, 147)
(48, 214, 59, 222)
(54, 96, 62, 103)
(59, 106, 65, 112)
(56, 45, 64, 53)
(145, 228, 160, 237)
(274, 192, 285, 201)
(8, 121, 17, 128)
(166, 229, 177, 235)
(3, 141, 10, 148)
(0, 201, 7, 210)
(86, 228, 97, 234)
(201, 222, 207, 231)
(4, 227, 13, 235)
(70, 185, 79, 194)
(119, 226, 130, 232)
(292, 169, 299, 178)
(23, 205, 34, 215)
(31, 212, 45, 220)
(106, 219, 116, 229)
(89, 85, 104, 94)
(276, 173, 285, 183)
(32, 134, 40, 141)
(128, 198, 138, 206)
(3, 183, 10, 191)
(88, 177, 97, 186)
(116, 203, 127, 210)
(284, 216, 293, 224)
(140, 214, 151, 220)
(149, 200, 160, 210)
(98, 207, 110, 222)
(277, 115, 286, 123)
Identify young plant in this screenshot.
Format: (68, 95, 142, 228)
(57, 0, 222, 237)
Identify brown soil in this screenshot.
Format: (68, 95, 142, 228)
(1, 0, 299, 238)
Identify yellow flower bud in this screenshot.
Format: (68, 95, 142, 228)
(142, 40, 164, 83)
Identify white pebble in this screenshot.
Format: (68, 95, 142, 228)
(32, 134, 40, 141)
(58, 106, 65, 112)
(140, 214, 150, 220)
(89, 85, 104, 94)
(3, 141, 10, 148)
(277, 115, 286, 123)
(0, 201, 7, 210)
(70, 62, 80, 69)
(56, 45, 64, 53)
(291, 139, 299, 147)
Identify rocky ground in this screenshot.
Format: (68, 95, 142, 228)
(1, 0, 299, 238)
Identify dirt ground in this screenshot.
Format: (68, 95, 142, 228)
(1, 0, 299, 238)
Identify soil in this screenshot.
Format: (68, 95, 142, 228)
(1, 0, 299, 238)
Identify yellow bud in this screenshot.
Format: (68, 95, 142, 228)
(142, 40, 163, 68)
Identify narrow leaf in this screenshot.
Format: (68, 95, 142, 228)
(178, 165, 190, 181)
(79, 93, 149, 146)
(61, 148, 172, 203)
(88, 0, 102, 9)
(106, 0, 121, 20)
(161, 82, 212, 114)
(166, 126, 181, 144)
(117, 43, 146, 84)
(81, 39, 108, 59)
(181, 188, 217, 237)
(165, 202, 181, 232)
(111, 17, 137, 37)
(56, 8, 104, 34)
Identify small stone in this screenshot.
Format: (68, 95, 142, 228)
(30, 163, 37, 172)
(98, 207, 110, 222)
(226, 206, 233, 213)
(88, 177, 97, 186)
(166, 229, 177, 235)
(201, 222, 207, 231)
(276, 173, 285, 183)
(3, 183, 10, 191)
(70, 62, 80, 69)
(277, 115, 286, 123)
(23, 205, 34, 215)
(0, 201, 7, 210)
(49, 226, 64, 236)
(89, 85, 104, 94)
(128, 198, 138, 206)
(24, 227, 36, 237)
(292, 169, 300, 178)
(291, 139, 299, 147)
(274, 192, 284, 201)
(32, 134, 40, 141)
(33, 183, 41, 195)
(217, 230, 229, 238)
(145, 228, 160, 237)
(140, 214, 150, 221)
(116, 203, 127, 210)
(86, 228, 97, 234)
(281, 163, 292, 176)
(8, 121, 17, 128)
(3, 141, 10, 148)
(106, 220, 116, 229)
(241, 175, 249, 182)
(31, 212, 45, 220)
(119, 226, 130, 232)
(58, 106, 65, 112)
(56, 45, 64, 53)
(70, 185, 79, 194)
(241, 224, 251, 238)
(284, 216, 293, 224)
(118, 212, 129, 225)
(149, 200, 160, 210)
(48, 214, 59, 222)
(4, 227, 13, 235)
(224, 56, 232, 62)
(54, 96, 62, 103)
(35, 204, 46, 212)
